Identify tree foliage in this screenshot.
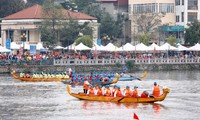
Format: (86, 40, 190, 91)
(136, 33, 151, 45)
(166, 36, 177, 47)
(132, 13, 163, 33)
(41, 0, 65, 46)
(75, 35, 93, 48)
(185, 20, 200, 45)
(0, 0, 25, 18)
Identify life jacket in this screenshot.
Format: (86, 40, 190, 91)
(153, 85, 160, 97)
(141, 92, 149, 98)
(115, 89, 122, 97)
(97, 88, 102, 96)
(88, 88, 94, 95)
(104, 88, 111, 96)
(25, 74, 30, 78)
(124, 89, 132, 97)
(132, 89, 139, 98)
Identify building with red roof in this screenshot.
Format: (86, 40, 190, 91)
(0, 4, 98, 48)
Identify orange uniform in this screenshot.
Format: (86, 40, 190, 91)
(132, 86, 139, 98)
(87, 88, 94, 95)
(123, 88, 132, 97)
(153, 85, 160, 97)
(104, 88, 111, 96)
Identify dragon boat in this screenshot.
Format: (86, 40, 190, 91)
(67, 85, 170, 103)
(118, 71, 148, 81)
(11, 71, 70, 82)
(62, 74, 120, 86)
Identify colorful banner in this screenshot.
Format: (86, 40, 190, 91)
(30, 44, 36, 55)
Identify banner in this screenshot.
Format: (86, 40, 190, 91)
(6, 38, 11, 50)
(30, 44, 36, 55)
(97, 38, 101, 46)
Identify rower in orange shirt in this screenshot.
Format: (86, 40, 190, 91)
(132, 86, 139, 98)
(87, 85, 94, 95)
(104, 85, 111, 96)
(123, 86, 132, 97)
(114, 85, 122, 97)
(152, 82, 160, 97)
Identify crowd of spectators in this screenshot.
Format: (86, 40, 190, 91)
(0, 50, 199, 65)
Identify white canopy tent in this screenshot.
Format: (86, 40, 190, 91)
(121, 43, 135, 51)
(177, 43, 189, 51)
(188, 43, 200, 51)
(64, 43, 75, 50)
(91, 43, 105, 51)
(11, 42, 20, 49)
(103, 43, 118, 52)
(20, 42, 30, 50)
(75, 42, 91, 50)
(36, 42, 45, 50)
(0, 46, 11, 52)
(135, 43, 150, 51)
(148, 43, 160, 51)
(54, 45, 64, 50)
(158, 42, 178, 51)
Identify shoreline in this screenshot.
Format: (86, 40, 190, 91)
(1, 63, 200, 74)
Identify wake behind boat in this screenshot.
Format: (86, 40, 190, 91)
(66, 85, 170, 103)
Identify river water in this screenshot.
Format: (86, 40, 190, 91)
(0, 70, 200, 120)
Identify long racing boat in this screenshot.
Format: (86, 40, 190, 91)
(62, 74, 120, 86)
(11, 71, 70, 82)
(66, 85, 170, 103)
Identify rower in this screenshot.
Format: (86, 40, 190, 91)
(132, 86, 139, 98)
(20, 72, 24, 78)
(87, 85, 94, 95)
(32, 72, 37, 78)
(152, 82, 160, 97)
(123, 86, 132, 97)
(83, 79, 90, 94)
(114, 85, 122, 97)
(104, 85, 111, 96)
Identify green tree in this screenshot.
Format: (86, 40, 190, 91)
(0, 0, 25, 18)
(100, 13, 123, 43)
(136, 33, 151, 45)
(166, 36, 177, 47)
(185, 20, 200, 45)
(41, 0, 65, 46)
(75, 35, 93, 48)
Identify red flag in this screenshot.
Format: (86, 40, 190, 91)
(133, 113, 139, 120)
(154, 47, 156, 53)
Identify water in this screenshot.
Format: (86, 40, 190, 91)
(0, 70, 200, 120)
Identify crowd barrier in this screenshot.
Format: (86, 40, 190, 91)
(54, 57, 200, 65)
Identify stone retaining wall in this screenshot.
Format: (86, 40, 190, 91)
(1, 64, 200, 74)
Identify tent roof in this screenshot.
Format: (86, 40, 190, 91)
(11, 42, 20, 49)
(75, 43, 91, 50)
(159, 43, 178, 51)
(188, 43, 200, 51)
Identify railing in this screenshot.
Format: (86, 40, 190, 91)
(1, 57, 200, 66)
(54, 57, 200, 65)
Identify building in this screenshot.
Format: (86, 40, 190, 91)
(96, 0, 128, 19)
(128, 0, 178, 45)
(175, 0, 199, 27)
(0, 4, 98, 48)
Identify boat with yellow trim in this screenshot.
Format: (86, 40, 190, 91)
(62, 74, 120, 86)
(11, 71, 70, 82)
(66, 85, 170, 103)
